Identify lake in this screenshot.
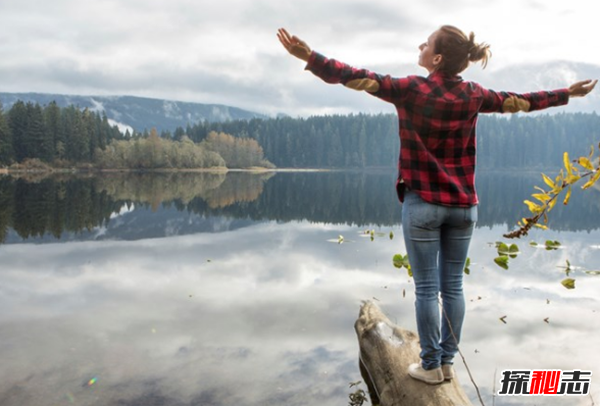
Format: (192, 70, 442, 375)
(0, 171, 599, 406)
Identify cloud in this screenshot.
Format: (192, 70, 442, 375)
(0, 0, 598, 117)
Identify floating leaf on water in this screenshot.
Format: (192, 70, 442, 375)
(403, 288, 406, 298)
(585, 270, 600, 276)
(529, 241, 539, 247)
(561, 278, 576, 290)
(545, 240, 561, 250)
(494, 256, 510, 270)
(499, 315, 507, 324)
(389, 231, 394, 240)
(463, 257, 471, 275)
(393, 254, 405, 269)
(544, 317, 550, 324)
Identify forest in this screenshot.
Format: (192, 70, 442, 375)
(1, 170, 598, 244)
(1, 100, 599, 171)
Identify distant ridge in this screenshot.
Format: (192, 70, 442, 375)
(0, 93, 269, 133)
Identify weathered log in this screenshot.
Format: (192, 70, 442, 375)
(354, 301, 474, 406)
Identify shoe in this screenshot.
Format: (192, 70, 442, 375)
(408, 363, 444, 384)
(442, 364, 454, 381)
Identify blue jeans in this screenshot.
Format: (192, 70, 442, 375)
(401, 190, 477, 370)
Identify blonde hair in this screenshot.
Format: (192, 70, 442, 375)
(434, 25, 491, 75)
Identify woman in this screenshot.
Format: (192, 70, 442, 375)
(277, 26, 596, 385)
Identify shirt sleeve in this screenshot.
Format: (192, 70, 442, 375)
(304, 51, 409, 104)
(479, 86, 570, 113)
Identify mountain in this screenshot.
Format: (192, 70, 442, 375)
(0, 93, 269, 133)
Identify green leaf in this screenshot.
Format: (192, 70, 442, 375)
(406, 265, 413, 278)
(494, 256, 510, 270)
(508, 243, 520, 258)
(561, 278, 576, 290)
(585, 270, 600, 276)
(463, 257, 471, 275)
(389, 231, 394, 240)
(393, 254, 404, 269)
(529, 241, 538, 246)
(497, 242, 509, 255)
(545, 240, 561, 250)
(393, 254, 410, 270)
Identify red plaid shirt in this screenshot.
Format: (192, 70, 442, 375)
(305, 51, 570, 207)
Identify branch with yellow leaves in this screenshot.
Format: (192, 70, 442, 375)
(504, 144, 600, 239)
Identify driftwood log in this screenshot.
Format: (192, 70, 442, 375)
(354, 301, 474, 406)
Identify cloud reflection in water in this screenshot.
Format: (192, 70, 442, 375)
(0, 221, 599, 405)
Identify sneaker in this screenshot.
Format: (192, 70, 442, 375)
(408, 363, 444, 384)
(442, 364, 454, 381)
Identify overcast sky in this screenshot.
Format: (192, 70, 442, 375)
(1, 0, 599, 117)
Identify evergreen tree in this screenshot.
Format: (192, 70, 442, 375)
(44, 101, 61, 162)
(25, 102, 53, 161)
(0, 102, 13, 165)
(8, 101, 28, 162)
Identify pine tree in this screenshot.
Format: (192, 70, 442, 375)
(44, 101, 61, 162)
(0, 102, 13, 165)
(8, 101, 28, 162)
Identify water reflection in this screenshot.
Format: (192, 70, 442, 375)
(1, 171, 599, 243)
(0, 172, 599, 405)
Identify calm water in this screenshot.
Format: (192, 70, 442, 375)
(0, 171, 599, 406)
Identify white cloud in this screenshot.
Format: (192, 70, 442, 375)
(0, 0, 598, 117)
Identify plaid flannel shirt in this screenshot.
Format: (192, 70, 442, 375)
(305, 51, 570, 207)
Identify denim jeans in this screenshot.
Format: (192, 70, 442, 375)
(401, 190, 477, 370)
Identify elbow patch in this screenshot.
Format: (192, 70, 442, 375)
(502, 96, 531, 113)
(345, 78, 380, 93)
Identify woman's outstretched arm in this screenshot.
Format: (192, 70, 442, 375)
(490, 79, 597, 113)
(277, 28, 408, 103)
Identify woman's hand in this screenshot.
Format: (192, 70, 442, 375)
(277, 28, 312, 62)
(569, 79, 598, 98)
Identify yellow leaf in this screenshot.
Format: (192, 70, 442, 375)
(532, 193, 551, 203)
(578, 157, 594, 171)
(534, 224, 548, 230)
(524, 200, 543, 214)
(548, 197, 558, 212)
(563, 186, 572, 205)
(564, 152, 572, 176)
(582, 170, 600, 190)
(566, 174, 581, 185)
(542, 173, 555, 189)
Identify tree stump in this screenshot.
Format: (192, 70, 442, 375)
(354, 301, 474, 406)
